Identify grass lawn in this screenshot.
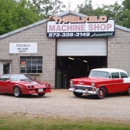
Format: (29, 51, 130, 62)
(0, 113, 130, 130)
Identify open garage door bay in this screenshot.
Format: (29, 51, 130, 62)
(56, 38, 107, 89)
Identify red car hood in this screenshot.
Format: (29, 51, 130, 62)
(71, 77, 114, 85)
(14, 80, 46, 88)
(72, 77, 111, 81)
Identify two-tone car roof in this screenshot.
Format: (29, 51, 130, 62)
(91, 68, 127, 74)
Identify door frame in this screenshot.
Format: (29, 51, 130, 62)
(0, 61, 12, 74)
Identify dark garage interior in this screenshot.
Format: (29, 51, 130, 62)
(56, 56, 107, 89)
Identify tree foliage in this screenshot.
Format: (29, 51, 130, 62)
(122, 0, 130, 10)
(31, 0, 66, 18)
(2, 0, 130, 36)
(77, 0, 130, 28)
(0, 0, 66, 35)
(0, 0, 42, 35)
(77, 0, 94, 15)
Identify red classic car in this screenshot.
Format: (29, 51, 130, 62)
(69, 68, 130, 99)
(0, 74, 52, 97)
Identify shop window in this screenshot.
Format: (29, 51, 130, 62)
(20, 57, 42, 73)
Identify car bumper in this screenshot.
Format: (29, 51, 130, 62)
(26, 88, 51, 94)
(69, 88, 98, 95)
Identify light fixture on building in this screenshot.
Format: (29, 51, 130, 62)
(83, 60, 88, 63)
(68, 57, 74, 60)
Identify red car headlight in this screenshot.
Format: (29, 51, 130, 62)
(91, 82, 95, 87)
(27, 85, 34, 88)
(70, 80, 73, 85)
(45, 84, 51, 87)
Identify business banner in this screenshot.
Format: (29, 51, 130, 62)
(47, 16, 115, 38)
(9, 43, 37, 53)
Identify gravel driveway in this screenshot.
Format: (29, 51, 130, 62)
(0, 89, 130, 123)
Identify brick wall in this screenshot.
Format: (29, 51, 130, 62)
(0, 23, 56, 88)
(108, 28, 130, 75)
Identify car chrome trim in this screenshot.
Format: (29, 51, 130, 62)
(69, 87, 99, 95)
(72, 84, 93, 87)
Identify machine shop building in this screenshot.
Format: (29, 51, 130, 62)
(0, 11, 130, 88)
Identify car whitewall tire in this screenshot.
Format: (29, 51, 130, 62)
(97, 87, 106, 99)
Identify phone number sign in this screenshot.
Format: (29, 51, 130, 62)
(47, 32, 114, 38)
(47, 20, 115, 38)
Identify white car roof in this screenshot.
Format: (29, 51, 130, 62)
(91, 68, 127, 74)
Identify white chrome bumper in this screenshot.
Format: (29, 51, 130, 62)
(69, 88, 98, 95)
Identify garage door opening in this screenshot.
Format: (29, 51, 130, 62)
(56, 56, 107, 89)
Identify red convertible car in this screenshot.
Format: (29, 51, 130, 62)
(69, 68, 130, 99)
(0, 74, 52, 97)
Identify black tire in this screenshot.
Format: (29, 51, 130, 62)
(97, 87, 106, 99)
(127, 87, 130, 95)
(13, 86, 22, 97)
(38, 93, 45, 97)
(73, 92, 83, 97)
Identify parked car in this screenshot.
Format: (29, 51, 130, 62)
(0, 74, 52, 97)
(69, 68, 130, 99)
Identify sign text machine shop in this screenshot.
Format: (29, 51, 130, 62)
(47, 16, 115, 38)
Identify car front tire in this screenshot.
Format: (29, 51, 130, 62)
(73, 92, 83, 97)
(14, 86, 22, 97)
(97, 87, 106, 99)
(127, 87, 130, 95)
(38, 93, 45, 97)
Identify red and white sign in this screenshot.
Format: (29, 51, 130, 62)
(47, 16, 115, 38)
(47, 20, 114, 33)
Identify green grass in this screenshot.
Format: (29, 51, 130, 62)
(0, 113, 130, 130)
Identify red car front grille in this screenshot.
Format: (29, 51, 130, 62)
(73, 86, 92, 91)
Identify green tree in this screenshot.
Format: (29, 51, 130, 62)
(118, 0, 130, 28)
(122, 0, 130, 10)
(77, 0, 130, 28)
(31, 0, 66, 18)
(0, 0, 42, 35)
(77, 0, 95, 16)
(98, 2, 122, 23)
(77, 0, 122, 19)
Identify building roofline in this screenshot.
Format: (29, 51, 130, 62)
(0, 11, 130, 39)
(115, 24, 130, 32)
(57, 10, 87, 17)
(0, 19, 47, 39)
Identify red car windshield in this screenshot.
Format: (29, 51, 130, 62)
(10, 74, 28, 81)
(89, 71, 111, 78)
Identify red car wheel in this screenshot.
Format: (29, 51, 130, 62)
(127, 87, 130, 95)
(14, 86, 22, 97)
(73, 92, 83, 97)
(97, 88, 106, 99)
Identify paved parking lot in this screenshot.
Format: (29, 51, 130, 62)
(0, 89, 130, 123)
